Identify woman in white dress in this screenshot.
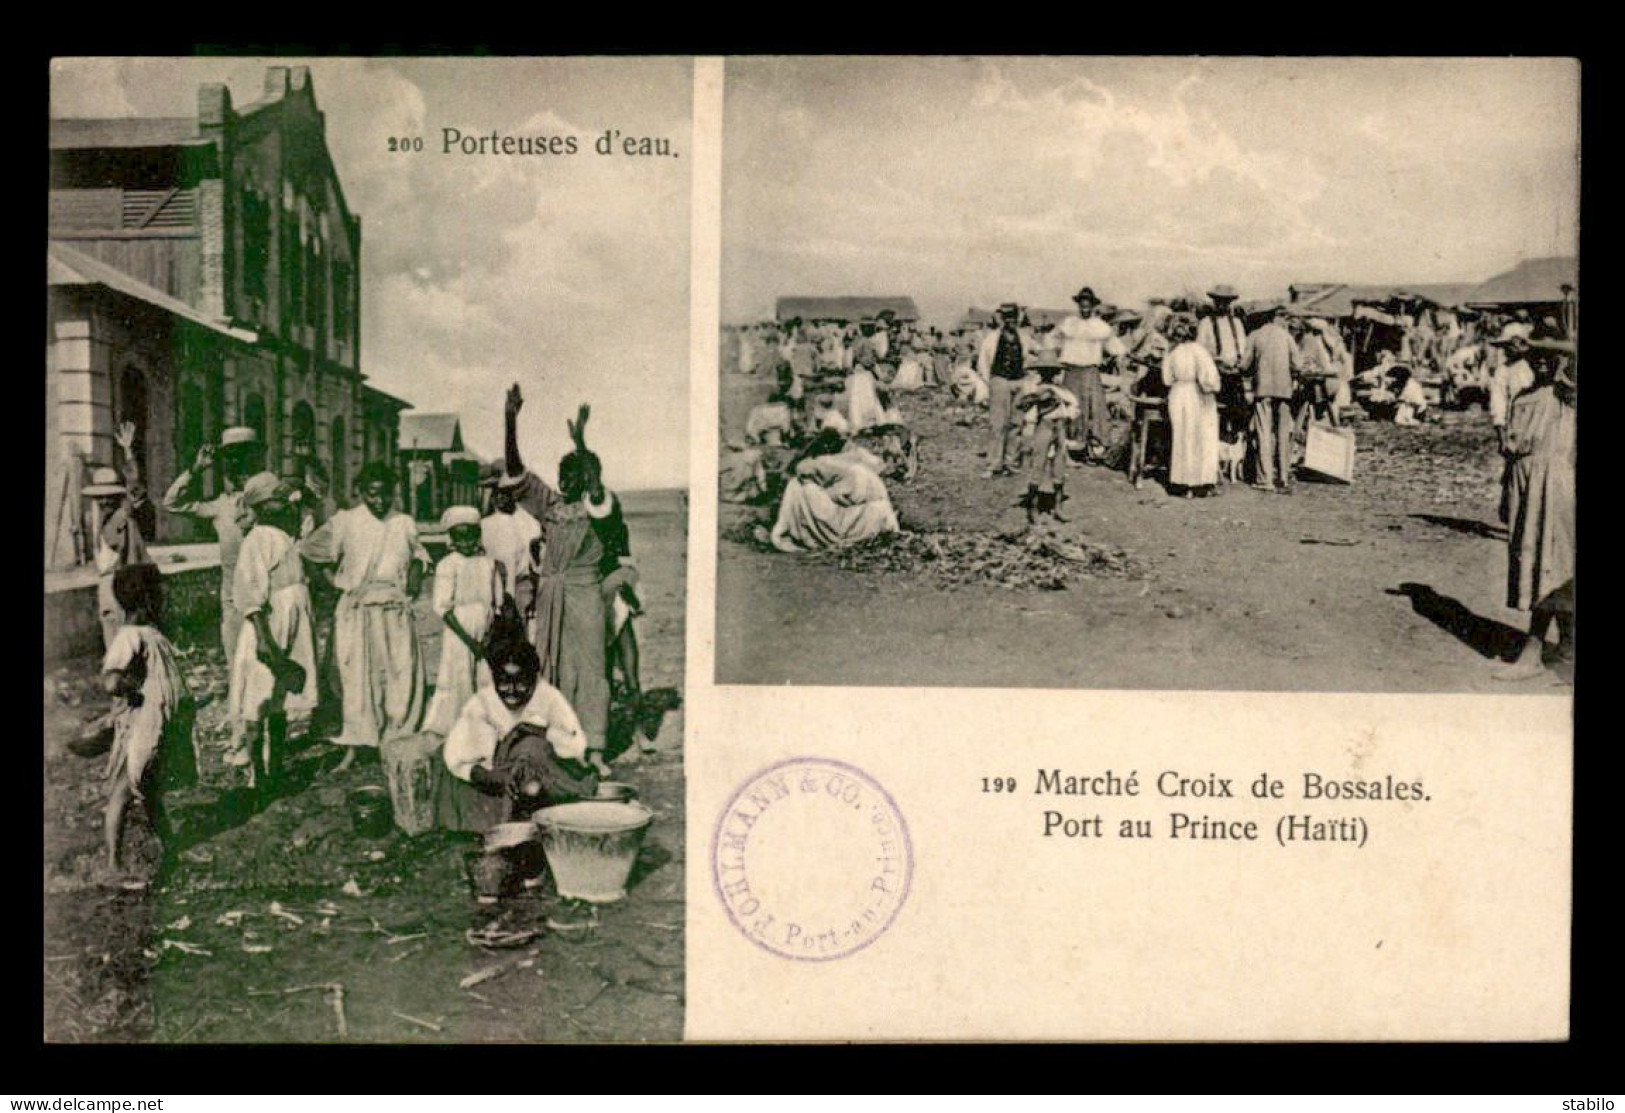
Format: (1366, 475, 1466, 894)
(424, 506, 506, 736)
(229, 474, 318, 792)
(300, 461, 430, 770)
(1160, 315, 1223, 496)
(770, 431, 900, 552)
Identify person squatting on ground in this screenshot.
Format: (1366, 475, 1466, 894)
(1494, 338, 1576, 681)
(98, 563, 197, 876)
(442, 618, 599, 893)
(768, 428, 900, 552)
(228, 474, 317, 796)
(1018, 357, 1079, 523)
(300, 461, 430, 772)
(424, 506, 508, 736)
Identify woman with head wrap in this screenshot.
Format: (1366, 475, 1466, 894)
(768, 429, 900, 552)
(529, 405, 615, 776)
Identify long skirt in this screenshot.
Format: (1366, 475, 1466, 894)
(332, 595, 426, 749)
(535, 573, 611, 754)
(771, 481, 899, 552)
(424, 602, 493, 736)
(1505, 455, 1576, 612)
(1166, 382, 1220, 487)
(1063, 365, 1110, 447)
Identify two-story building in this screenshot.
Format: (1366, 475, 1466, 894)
(47, 65, 405, 566)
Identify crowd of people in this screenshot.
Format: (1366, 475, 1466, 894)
(75, 384, 649, 886)
(722, 279, 1576, 680)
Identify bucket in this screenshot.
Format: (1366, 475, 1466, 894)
(533, 801, 653, 904)
(348, 786, 393, 838)
(381, 732, 446, 836)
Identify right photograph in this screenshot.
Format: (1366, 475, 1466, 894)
(715, 56, 1577, 693)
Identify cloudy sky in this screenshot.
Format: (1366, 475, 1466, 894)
(722, 57, 1579, 326)
(52, 57, 692, 490)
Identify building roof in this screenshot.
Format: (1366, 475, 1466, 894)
(1290, 282, 1480, 318)
(1466, 256, 1578, 307)
(48, 241, 257, 343)
(776, 296, 920, 323)
(399, 413, 464, 452)
(360, 383, 413, 412)
(50, 117, 206, 150)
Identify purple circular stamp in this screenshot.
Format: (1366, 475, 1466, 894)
(711, 757, 912, 961)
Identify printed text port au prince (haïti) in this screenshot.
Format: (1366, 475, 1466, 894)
(980, 770, 1432, 848)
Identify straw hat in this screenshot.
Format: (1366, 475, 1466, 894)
(1207, 284, 1240, 301)
(82, 467, 125, 498)
(220, 426, 258, 448)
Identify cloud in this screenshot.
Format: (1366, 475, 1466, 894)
(52, 58, 693, 490)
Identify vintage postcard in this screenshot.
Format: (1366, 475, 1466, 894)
(45, 56, 690, 1042)
(43, 54, 1575, 1046)
(689, 56, 1574, 1040)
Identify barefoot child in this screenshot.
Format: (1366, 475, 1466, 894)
(228, 475, 317, 795)
(100, 564, 196, 874)
(424, 506, 507, 735)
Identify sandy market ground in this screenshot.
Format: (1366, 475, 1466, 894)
(43, 494, 686, 1044)
(717, 370, 1574, 694)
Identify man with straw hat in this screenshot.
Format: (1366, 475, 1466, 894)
(1054, 286, 1126, 464)
(85, 420, 155, 650)
(976, 303, 1034, 478)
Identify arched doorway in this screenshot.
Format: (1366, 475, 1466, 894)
(290, 400, 316, 455)
(329, 414, 347, 506)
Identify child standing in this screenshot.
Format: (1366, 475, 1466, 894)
(229, 474, 317, 795)
(99, 563, 195, 875)
(1017, 358, 1080, 523)
(424, 506, 507, 736)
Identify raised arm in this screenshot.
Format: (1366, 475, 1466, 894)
(162, 445, 214, 515)
(505, 383, 526, 478)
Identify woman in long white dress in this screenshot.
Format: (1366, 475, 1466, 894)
(1160, 316, 1223, 496)
(770, 432, 900, 552)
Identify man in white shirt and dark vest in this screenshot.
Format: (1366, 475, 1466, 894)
(976, 303, 1034, 478)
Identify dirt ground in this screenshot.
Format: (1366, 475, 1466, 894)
(43, 498, 686, 1044)
(717, 370, 1573, 694)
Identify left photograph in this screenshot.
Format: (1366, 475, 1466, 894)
(44, 57, 690, 1042)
